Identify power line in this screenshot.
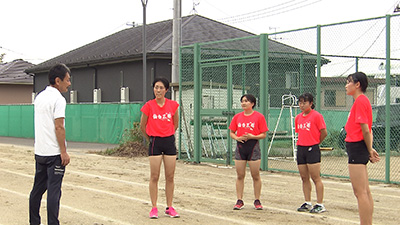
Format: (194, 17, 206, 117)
(218, 0, 296, 22)
(336, 1, 400, 75)
(336, 19, 383, 55)
(0, 46, 46, 62)
(339, 25, 386, 76)
(219, 0, 322, 24)
(202, 0, 232, 18)
(0, 46, 24, 55)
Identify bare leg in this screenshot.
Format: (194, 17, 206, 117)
(348, 164, 373, 225)
(235, 160, 247, 200)
(308, 163, 324, 204)
(298, 164, 311, 202)
(163, 155, 177, 207)
(248, 160, 262, 200)
(149, 155, 163, 208)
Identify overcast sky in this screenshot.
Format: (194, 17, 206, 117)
(1, 0, 399, 64)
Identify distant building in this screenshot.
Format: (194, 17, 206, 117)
(0, 59, 34, 104)
(25, 15, 325, 105)
(320, 76, 386, 110)
(26, 15, 256, 103)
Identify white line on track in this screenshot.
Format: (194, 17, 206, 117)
(1, 146, 398, 224)
(0, 168, 359, 224)
(0, 187, 132, 225)
(68, 170, 148, 187)
(3, 156, 399, 203)
(0, 169, 259, 225)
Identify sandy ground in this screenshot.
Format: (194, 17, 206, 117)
(1, 143, 400, 225)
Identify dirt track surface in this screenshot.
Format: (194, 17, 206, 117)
(1, 143, 399, 225)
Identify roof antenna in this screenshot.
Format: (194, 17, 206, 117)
(394, 4, 400, 13)
(126, 21, 136, 27)
(190, 0, 200, 15)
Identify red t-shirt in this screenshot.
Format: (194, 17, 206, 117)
(345, 94, 372, 142)
(141, 98, 179, 137)
(295, 109, 326, 146)
(229, 111, 268, 137)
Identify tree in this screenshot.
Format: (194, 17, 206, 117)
(0, 53, 5, 63)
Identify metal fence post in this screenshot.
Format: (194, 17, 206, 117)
(316, 25, 321, 112)
(194, 43, 201, 163)
(300, 54, 304, 94)
(385, 14, 391, 183)
(178, 45, 182, 159)
(260, 34, 269, 171)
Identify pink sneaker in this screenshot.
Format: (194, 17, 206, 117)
(165, 206, 180, 218)
(254, 199, 263, 210)
(233, 199, 244, 210)
(149, 207, 158, 219)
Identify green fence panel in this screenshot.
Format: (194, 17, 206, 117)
(320, 110, 349, 131)
(8, 106, 23, 137)
(65, 104, 82, 142)
(21, 105, 34, 138)
(65, 103, 143, 144)
(0, 105, 34, 138)
(0, 106, 10, 136)
(0, 103, 143, 144)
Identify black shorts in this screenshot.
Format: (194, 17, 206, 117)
(296, 144, 321, 165)
(235, 140, 261, 161)
(148, 135, 177, 156)
(345, 141, 369, 165)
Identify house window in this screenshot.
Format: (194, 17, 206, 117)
(325, 90, 336, 107)
(285, 72, 299, 89)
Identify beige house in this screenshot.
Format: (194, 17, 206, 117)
(320, 76, 386, 110)
(0, 59, 34, 104)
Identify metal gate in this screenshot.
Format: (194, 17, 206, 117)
(195, 60, 262, 164)
(179, 36, 269, 167)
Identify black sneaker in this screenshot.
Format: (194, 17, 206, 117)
(310, 204, 326, 213)
(297, 203, 312, 212)
(233, 199, 244, 210)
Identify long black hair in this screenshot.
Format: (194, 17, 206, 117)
(298, 93, 315, 109)
(347, 72, 368, 93)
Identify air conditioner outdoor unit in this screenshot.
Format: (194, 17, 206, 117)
(120, 87, 129, 103)
(70, 90, 77, 104)
(31, 92, 36, 104)
(93, 88, 101, 103)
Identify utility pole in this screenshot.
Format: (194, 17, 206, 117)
(172, 0, 182, 85)
(142, 0, 148, 102)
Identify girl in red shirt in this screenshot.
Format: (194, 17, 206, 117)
(345, 72, 380, 225)
(140, 78, 180, 219)
(229, 94, 268, 210)
(295, 93, 327, 213)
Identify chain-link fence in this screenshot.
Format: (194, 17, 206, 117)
(179, 14, 400, 184)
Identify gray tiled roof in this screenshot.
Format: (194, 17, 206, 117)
(26, 14, 324, 74)
(0, 59, 34, 84)
(26, 15, 255, 73)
